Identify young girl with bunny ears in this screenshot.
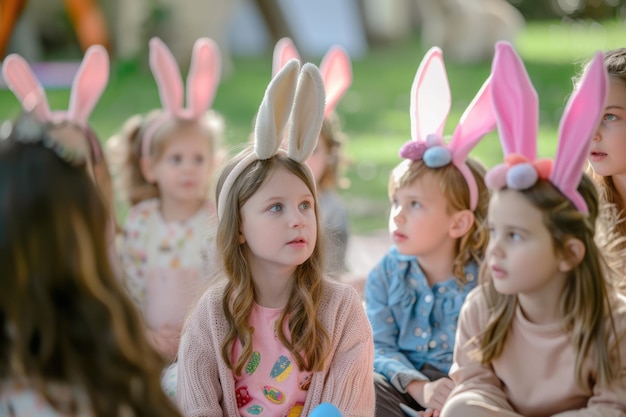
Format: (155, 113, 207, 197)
(1, 45, 121, 273)
(108, 37, 226, 367)
(365, 47, 495, 417)
(440, 42, 626, 417)
(176, 60, 375, 417)
(272, 38, 352, 276)
(0, 112, 182, 417)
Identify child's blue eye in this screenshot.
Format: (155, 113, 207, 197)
(604, 113, 618, 122)
(411, 200, 421, 209)
(509, 232, 521, 241)
(269, 204, 282, 213)
(194, 155, 205, 164)
(299, 201, 311, 210)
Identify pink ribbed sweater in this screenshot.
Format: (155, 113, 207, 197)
(176, 279, 375, 417)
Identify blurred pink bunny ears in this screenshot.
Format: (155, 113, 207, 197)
(1, 44, 109, 161)
(486, 42, 607, 213)
(217, 59, 326, 220)
(272, 37, 351, 118)
(399, 47, 496, 210)
(141, 37, 221, 157)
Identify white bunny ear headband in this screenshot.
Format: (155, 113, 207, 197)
(141, 37, 221, 157)
(398, 47, 496, 210)
(273, 37, 352, 118)
(486, 42, 607, 213)
(1, 44, 109, 162)
(217, 59, 326, 220)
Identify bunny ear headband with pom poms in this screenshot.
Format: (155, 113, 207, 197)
(1, 44, 109, 162)
(272, 37, 351, 118)
(398, 47, 497, 211)
(217, 59, 326, 220)
(486, 42, 607, 213)
(141, 37, 221, 157)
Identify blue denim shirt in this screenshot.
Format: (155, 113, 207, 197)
(365, 246, 478, 391)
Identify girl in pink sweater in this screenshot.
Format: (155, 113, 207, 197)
(176, 60, 375, 416)
(441, 42, 626, 417)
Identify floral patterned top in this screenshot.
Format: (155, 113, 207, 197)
(119, 198, 217, 331)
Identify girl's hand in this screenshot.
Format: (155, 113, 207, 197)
(407, 377, 455, 411)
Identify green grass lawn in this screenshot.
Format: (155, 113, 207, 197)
(1, 19, 624, 233)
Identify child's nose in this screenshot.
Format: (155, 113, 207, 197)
(289, 210, 307, 228)
(391, 206, 404, 224)
(592, 129, 601, 142)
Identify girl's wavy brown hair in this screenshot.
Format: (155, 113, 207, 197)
(0, 136, 181, 417)
(215, 149, 330, 375)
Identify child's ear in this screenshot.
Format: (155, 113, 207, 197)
(449, 209, 475, 239)
(559, 237, 586, 272)
(140, 156, 156, 183)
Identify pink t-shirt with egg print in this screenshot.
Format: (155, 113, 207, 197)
(232, 304, 311, 417)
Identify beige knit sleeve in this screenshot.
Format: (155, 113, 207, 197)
(442, 287, 515, 415)
(176, 291, 225, 417)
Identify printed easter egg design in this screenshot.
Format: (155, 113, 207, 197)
(247, 404, 263, 415)
(298, 373, 312, 390)
(235, 386, 252, 407)
(262, 385, 285, 404)
(158, 239, 172, 252)
(246, 351, 261, 375)
(282, 402, 304, 417)
(270, 355, 292, 382)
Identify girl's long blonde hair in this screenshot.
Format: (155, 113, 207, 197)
(475, 174, 622, 386)
(215, 150, 330, 375)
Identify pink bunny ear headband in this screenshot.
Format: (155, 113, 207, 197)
(398, 47, 496, 211)
(141, 37, 221, 157)
(1, 44, 109, 162)
(273, 37, 352, 118)
(486, 42, 608, 213)
(217, 59, 326, 220)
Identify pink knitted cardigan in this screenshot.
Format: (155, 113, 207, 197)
(176, 279, 375, 417)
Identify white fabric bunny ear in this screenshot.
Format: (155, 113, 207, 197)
(142, 36, 221, 156)
(2, 44, 109, 128)
(398, 46, 496, 210)
(272, 37, 352, 118)
(217, 59, 325, 220)
(487, 41, 607, 213)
